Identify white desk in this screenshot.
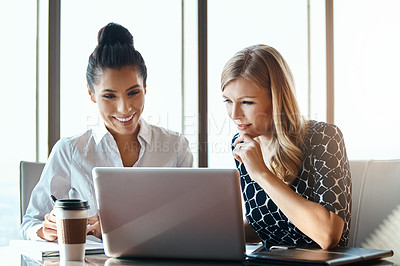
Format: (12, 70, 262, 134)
(1, 245, 395, 266)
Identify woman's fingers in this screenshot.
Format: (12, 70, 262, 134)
(41, 227, 57, 241)
(233, 134, 255, 163)
(233, 134, 268, 177)
(87, 214, 102, 239)
(233, 136, 244, 147)
(87, 214, 99, 225)
(87, 221, 102, 238)
(233, 150, 243, 163)
(41, 213, 58, 241)
(44, 213, 57, 229)
(233, 133, 255, 147)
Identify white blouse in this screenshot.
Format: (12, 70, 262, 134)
(19, 118, 193, 240)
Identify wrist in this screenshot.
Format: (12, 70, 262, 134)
(250, 167, 272, 184)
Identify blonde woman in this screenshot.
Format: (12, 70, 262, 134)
(221, 45, 351, 250)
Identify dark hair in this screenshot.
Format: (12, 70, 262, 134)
(86, 22, 147, 92)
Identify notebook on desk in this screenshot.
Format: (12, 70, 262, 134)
(246, 245, 394, 265)
(92, 167, 246, 261)
(9, 239, 104, 261)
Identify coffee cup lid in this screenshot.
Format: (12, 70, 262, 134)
(54, 199, 89, 210)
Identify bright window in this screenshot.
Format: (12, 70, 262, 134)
(334, 0, 400, 159)
(207, 0, 312, 167)
(0, 0, 37, 245)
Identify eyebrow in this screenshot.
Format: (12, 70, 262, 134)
(101, 84, 141, 93)
(222, 95, 257, 100)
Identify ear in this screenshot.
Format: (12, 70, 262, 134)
(87, 84, 96, 103)
(143, 83, 147, 95)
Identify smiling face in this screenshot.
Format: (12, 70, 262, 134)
(89, 66, 146, 138)
(222, 77, 273, 138)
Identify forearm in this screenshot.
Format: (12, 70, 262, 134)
(19, 218, 43, 240)
(244, 219, 262, 244)
(255, 171, 344, 249)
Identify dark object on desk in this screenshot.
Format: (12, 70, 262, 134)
(246, 246, 394, 265)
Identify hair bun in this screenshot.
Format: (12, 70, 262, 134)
(97, 22, 134, 47)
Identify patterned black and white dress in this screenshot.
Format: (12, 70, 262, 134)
(232, 120, 351, 248)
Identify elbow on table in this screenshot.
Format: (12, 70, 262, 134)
(317, 227, 342, 250)
(317, 211, 344, 250)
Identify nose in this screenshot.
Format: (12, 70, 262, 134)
(230, 103, 243, 120)
(117, 97, 132, 114)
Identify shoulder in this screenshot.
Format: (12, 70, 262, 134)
(307, 120, 343, 135)
(47, 130, 95, 172)
(306, 120, 344, 145)
(303, 121, 347, 161)
(143, 122, 193, 166)
(147, 123, 189, 144)
(49, 130, 93, 157)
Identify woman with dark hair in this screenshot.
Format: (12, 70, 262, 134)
(20, 23, 193, 241)
(221, 44, 351, 250)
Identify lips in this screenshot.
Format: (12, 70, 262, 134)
(237, 123, 251, 131)
(113, 113, 135, 124)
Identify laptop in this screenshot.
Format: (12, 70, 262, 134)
(92, 167, 246, 261)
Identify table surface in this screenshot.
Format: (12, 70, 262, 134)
(0, 245, 395, 266)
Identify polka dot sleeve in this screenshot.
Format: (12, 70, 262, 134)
(309, 122, 352, 236)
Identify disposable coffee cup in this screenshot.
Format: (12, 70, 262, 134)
(55, 199, 89, 261)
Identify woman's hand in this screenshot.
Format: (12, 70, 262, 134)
(233, 133, 271, 181)
(37, 210, 58, 241)
(87, 214, 102, 239)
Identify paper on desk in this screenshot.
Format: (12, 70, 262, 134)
(9, 239, 104, 261)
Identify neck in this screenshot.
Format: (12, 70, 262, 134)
(256, 134, 273, 147)
(256, 134, 275, 167)
(107, 124, 141, 167)
(107, 123, 141, 147)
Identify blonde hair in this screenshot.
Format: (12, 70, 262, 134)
(221, 45, 307, 184)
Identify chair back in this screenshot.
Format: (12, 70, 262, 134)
(349, 159, 400, 263)
(19, 161, 45, 223)
(348, 160, 369, 246)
